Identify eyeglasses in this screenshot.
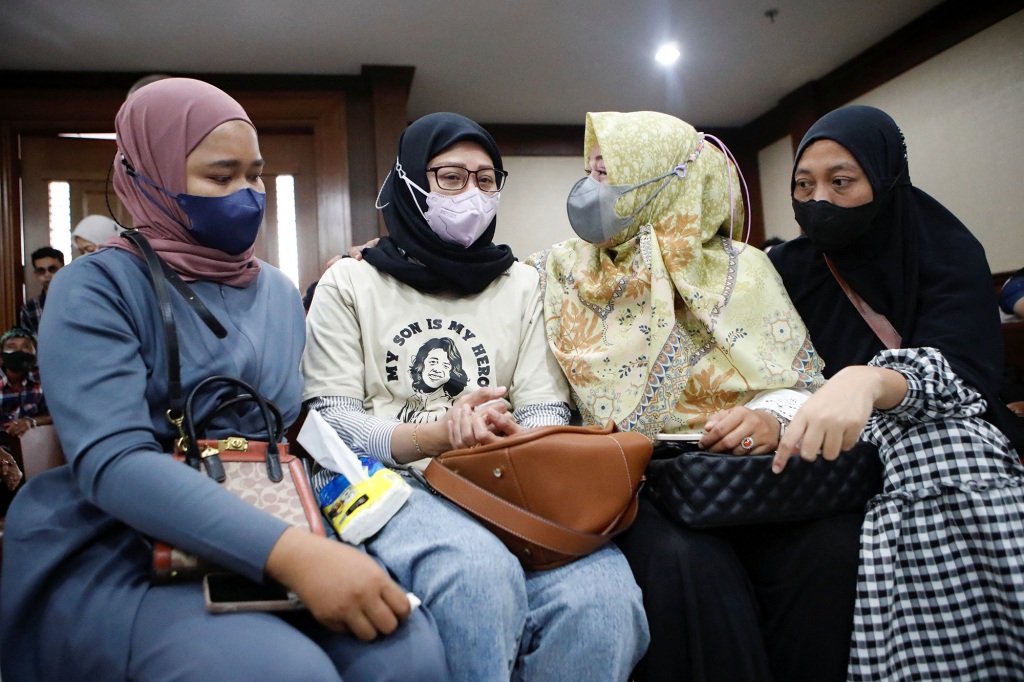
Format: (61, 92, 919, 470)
(34, 265, 61, 275)
(426, 166, 508, 193)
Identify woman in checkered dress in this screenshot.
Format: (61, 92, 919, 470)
(771, 105, 1024, 680)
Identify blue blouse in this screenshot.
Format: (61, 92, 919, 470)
(0, 247, 305, 680)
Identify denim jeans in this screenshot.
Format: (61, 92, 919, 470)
(367, 481, 650, 682)
(128, 580, 451, 682)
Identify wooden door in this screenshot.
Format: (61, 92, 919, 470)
(18, 132, 320, 300)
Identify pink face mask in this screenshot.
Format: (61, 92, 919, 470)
(396, 165, 501, 247)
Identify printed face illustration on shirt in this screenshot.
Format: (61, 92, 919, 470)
(422, 349, 452, 389)
(396, 336, 472, 423)
(410, 338, 467, 395)
(385, 317, 495, 424)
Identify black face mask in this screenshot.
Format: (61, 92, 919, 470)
(791, 198, 880, 253)
(2, 350, 36, 374)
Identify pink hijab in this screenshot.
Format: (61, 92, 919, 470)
(109, 78, 261, 287)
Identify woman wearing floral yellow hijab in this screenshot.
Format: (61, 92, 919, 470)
(529, 112, 861, 682)
(532, 111, 822, 442)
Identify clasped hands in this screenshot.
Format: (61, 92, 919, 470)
(444, 386, 520, 450)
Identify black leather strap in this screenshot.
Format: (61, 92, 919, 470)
(123, 230, 186, 420)
(122, 230, 282, 482)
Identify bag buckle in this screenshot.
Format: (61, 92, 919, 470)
(169, 410, 190, 455)
(217, 437, 249, 452)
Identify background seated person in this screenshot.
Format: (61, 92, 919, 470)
(19, 247, 64, 335)
(0, 326, 51, 443)
(71, 214, 122, 257)
(1001, 268, 1024, 319)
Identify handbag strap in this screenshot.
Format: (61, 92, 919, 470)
(824, 254, 902, 349)
(121, 230, 228, 421)
(420, 460, 640, 558)
(121, 231, 281, 481)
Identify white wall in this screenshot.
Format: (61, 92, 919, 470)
(850, 10, 1024, 273)
(756, 10, 1024, 273)
(494, 156, 581, 260)
(758, 136, 801, 242)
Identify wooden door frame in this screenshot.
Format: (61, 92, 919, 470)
(0, 68, 414, 330)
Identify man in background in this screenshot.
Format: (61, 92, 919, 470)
(19, 247, 64, 335)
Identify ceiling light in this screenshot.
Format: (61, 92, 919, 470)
(59, 133, 117, 140)
(655, 43, 680, 66)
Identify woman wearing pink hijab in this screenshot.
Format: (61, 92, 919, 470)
(0, 78, 449, 681)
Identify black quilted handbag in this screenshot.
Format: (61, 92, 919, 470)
(645, 441, 883, 528)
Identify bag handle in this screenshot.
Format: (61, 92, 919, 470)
(824, 254, 902, 349)
(419, 460, 640, 559)
(183, 375, 284, 483)
(440, 421, 617, 457)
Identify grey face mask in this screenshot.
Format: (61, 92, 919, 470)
(566, 137, 705, 244)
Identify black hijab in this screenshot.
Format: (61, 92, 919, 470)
(362, 112, 515, 294)
(770, 105, 1023, 449)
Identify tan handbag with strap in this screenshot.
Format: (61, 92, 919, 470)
(419, 421, 652, 571)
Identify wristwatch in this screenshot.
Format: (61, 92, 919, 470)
(757, 409, 789, 444)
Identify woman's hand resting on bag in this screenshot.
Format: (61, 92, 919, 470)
(266, 527, 412, 641)
(772, 365, 907, 473)
(701, 406, 781, 455)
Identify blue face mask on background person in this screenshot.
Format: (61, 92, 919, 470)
(125, 160, 266, 255)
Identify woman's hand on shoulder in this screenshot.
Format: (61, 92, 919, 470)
(346, 238, 380, 260)
(773, 365, 907, 473)
(700, 406, 780, 455)
(265, 527, 411, 640)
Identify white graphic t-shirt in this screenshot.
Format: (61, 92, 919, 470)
(301, 258, 569, 425)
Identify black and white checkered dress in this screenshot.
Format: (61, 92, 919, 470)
(848, 347, 1024, 680)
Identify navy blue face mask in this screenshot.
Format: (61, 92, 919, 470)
(124, 161, 266, 255)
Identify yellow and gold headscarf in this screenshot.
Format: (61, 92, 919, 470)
(529, 111, 823, 438)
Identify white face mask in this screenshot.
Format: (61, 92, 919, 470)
(395, 163, 501, 247)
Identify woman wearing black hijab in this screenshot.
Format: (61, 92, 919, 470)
(769, 104, 1023, 452)
(301, 112, 648, 682)
(769, 105, 1024, 679)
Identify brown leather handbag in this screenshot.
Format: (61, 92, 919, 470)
(151, 375, 326, 583)
(419, 421, 652, 571)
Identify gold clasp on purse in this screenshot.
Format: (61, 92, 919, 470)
(217, 436, 249, 452)
(168, 410, 189, 454)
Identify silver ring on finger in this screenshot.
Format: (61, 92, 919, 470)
(740, 436, 755, 451)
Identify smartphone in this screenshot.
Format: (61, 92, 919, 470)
(653, 433, 704, 442)
(203, 573, 303, 613)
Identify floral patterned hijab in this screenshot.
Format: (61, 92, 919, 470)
(531, 111, 822, 437)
